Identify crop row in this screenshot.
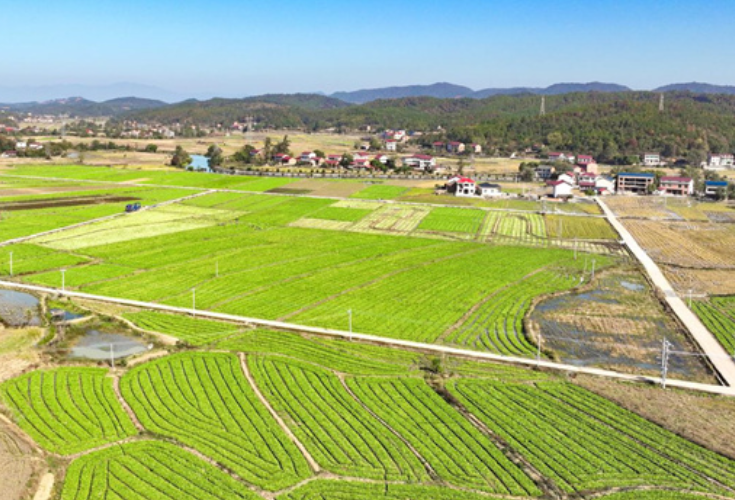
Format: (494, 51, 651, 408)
(417, 207, 485, 235)
(0, 367, 136, 454)
(119, 352, 310, 491)
(692, 301, 735, 354)
(449, 380, 715, 493)
(278, 479, 501, 500)
(346, 377, 540, 495)
(445, 270, 579, 355)
(250, 356, 427, 481)
(122, 310, 243, 346)
(61, 440, 260, 500)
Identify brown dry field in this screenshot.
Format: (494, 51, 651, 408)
(0, 420, 42, 500)
(577, 375, 735, 460)
(0, 183, 118, 198)
(664, 266, 735, 296)
(625, 219, 735, 269)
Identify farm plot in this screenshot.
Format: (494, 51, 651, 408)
(351, 205, 430, 234)
(443, 269, 581, 354)
(250, 356, 428, 481)
(449, 380, 724, 494)
(32, 204, 241, 250)
(0, 367, 136, 454)
(308, 206, 374, 222)
(545, 214, 617, 240)
(692, 300, 735, 354)
(61, 441, 261, 500)
(482, 211, 547, 246)
(416, 207, 485, 235)
(120, 352, 310, 491)
(349, 184, 408, 200)
(122, 311, 243, 346)
(290, 246, 586, 344)
(24, 263, 134, 288)
(604, 197, 681, 220)
(625, 220, 735, 268)
(346, 377, 539, 495)
(279, 480, 504, 500)
(218, 329, 418, 376)
(665, 267, 735, 295)
(0, 243, 89, 276)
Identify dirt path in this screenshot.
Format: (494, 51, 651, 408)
(112, 376, 145, 433)
(337, 374, 439, 481)
(238, 353, 321, 473)
(31, 473, 54, 500)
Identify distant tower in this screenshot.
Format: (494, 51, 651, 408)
(540, 96, 546, 117)
(659, 93, 665, 113)
(245, 115, 254, 144)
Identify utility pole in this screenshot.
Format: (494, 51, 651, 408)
(348, 309, 352, 340)
(591, 259, 596, 281)
(688, 289, 693, 309)
(661, 337, 672, 389)
(540, 96, 546, 117)
(110, 343, 115, 369)
(659, 93, 665, 113)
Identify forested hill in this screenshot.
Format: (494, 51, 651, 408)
(119, 91, 735, 160)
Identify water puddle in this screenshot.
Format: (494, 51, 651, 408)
(530, 273, 712, 381)
(69, 330, 148, 361)
(49, 309, 86, 322)
(0, 289, 42, 327)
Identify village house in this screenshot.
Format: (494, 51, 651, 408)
(707, 153, 735, 170)
(471, 143, 482, 154)
(477, 182, 502, 198)
(548, 152, 574, 163)
(432, 141, 445, 152)
(595, 176, 616, 195)
(325, 154, 342, 167)
(299, 151, 317, 163)
(642, 152, 663, 166)
(272, 153, 296, 166)
(557, 172, 576, 187)
(14, 141, 27, 150)
(576, 155, 595, 166)
(535, 165, 555, 180)
(705, 180, 728, 198)
(446, 176, 477, 197)
(385, 140, 397, 152)
(578, 172, 598, 191)
(1, 150, 18, 158)
(28, 142, 44, 151)
(373, 154, 389, 165)
(403, 154, 435, 171)
(616, 172, 655, 194)
(447, 141, 465, 154)
(546, 180, 574, 198)
(658, 176, 694, 196)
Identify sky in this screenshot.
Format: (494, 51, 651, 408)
(3, 0, 735, 100)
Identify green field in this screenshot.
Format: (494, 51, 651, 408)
(0, 367, 136, 454)
(123, 310, 243, 345)
(692, 300, 735, 354)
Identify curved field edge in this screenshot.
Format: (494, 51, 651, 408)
(0, 367, 136, 455)
(60, 440, 262, 500)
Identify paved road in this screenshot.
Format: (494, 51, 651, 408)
(1, 279, 733, 397)
(598, 198, 735, 387)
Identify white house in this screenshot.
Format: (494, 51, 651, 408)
(447, 176, 477, 197)
(471, 143, 482, 154)
(299, 151, 317, 163)
(548, 152, 574, 163)
(403, 154, 435, 171)
(385, 140, 397, 151)
(14, 141, 27, 150)
(557, 172, 576, 186)
(477, 182, 502, 197)
(659, 176, 694, 196)
(373, 154, 389, 165)
(595, 176, 616, 195)
(707, 154, 735, 170)
(642, 152, 662, 166)
(547, 180, 574, 198)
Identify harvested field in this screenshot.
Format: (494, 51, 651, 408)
(0, 420, 41, 500)
(0, 195, 140, 211)
(625, 219, 735, 268)
(577, 376, 735, 460)
(664, 267, 735, 295)
(274, 178, 367, 197)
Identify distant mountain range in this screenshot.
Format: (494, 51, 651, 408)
(3, 81, 735, 116)
(0, 97, 168, 117)
(330, 82, 634, 104)
(0, 83, 184, 104)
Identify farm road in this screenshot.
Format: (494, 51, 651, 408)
(597, 198, 735, 387)
(0, 280, 733, 397)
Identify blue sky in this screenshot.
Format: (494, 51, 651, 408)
(4, 0, 735, 98)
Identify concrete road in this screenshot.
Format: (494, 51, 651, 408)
(598, 198, 735, 387)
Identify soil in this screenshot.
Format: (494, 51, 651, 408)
(0, 195, 140, 211)
(576, 375, 735, 460)
(0, 421, 42, 500)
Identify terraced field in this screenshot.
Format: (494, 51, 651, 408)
(123, 310, 243, 346)
(61, 441, 261, 500)
(120, 353, 310, 491)
(0, 367, 136, 454)
(692, 300, 735, 354)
